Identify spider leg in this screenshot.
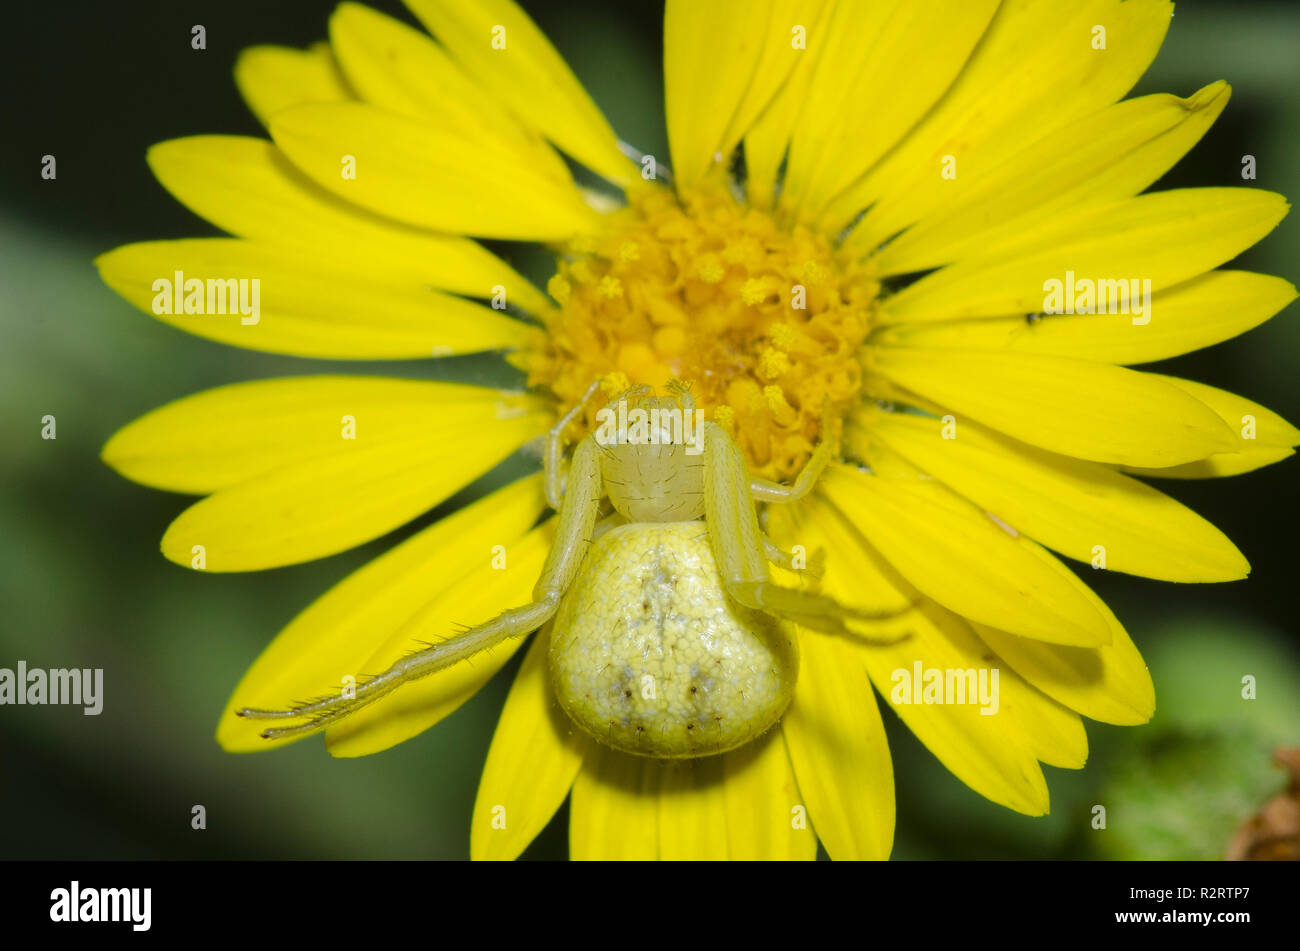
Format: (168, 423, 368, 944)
(240, 438, 605, 740)
(703, 422, 909, 645)
(760, 532, 825, 579)
(749, 396, 842, 504)
(749, 431, 835, 504)
(761, 533, 799, 571)
(545, 379, 601, 510)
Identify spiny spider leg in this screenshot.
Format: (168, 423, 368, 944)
(545, 379, 601, 511)
(240, 437, 605, 740)
(760, 532, 825, 578)
(238, 601, 559, 739)
(702, 422, 911, 645)
(750, 395, 840, 504)
(749, 435, 835, 504)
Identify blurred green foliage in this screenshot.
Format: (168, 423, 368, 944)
(1090, 620, 1300, 860)
(1, 0, 1297, 860)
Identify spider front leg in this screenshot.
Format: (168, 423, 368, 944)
(760, 532, 825, 578)
(701, 423, 907, 643)
(545, 379, 602, 511)
(239, 437, 605, 740)
(748, 426, 835, 504)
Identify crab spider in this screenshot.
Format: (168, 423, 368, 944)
(240, 381, 905, 758)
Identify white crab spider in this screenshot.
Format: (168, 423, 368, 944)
(241, 381, 900, 758)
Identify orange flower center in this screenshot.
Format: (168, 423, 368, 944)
(518, 178, 878, 481)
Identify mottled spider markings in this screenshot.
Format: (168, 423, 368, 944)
(240, 381, 901, 758)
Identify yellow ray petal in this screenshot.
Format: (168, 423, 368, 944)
(664, 0, 811, 188)
(826, 0, 1173, 242)
(1127, 448, 1296, 479)
(328, 3, 572, 188)
(103, 376, 544, 495)
(718, 0, 830, 167)
(879, 189, 1289, 323)
(269, 102, 600, 241)
(871, 83, 1230, 275)
(869, 348, 1237, 467)
(326, 519, 555, 757)
(1122, 375, 1300, 479)
(95, 239, 532, 359)
(880, 573, 1091, 771)
(777, 483, 914, 618)
(878, 597, 1092, 789)
(872, 271, 1297, 368)
(1002, 681, 1089, 771)
(856, 406, 1249, 582)
(146, 136, 552, 315)
(722, 730, 817, 860)
(770, 495, 1052, 816)
(471, 627, 585, 860)
(871, 584, 1088, 773)
(742, 2, 834, 210)
(818, 462, 1111, 646)
(780, 0, 996, 222)
(403, 0, 629, 185)
(973, 585, 1154, 728)
(780, 631, 894, 859)
(657, 757, 729, 860)
(858, 599, 1068, 806)
(216, 475, 547, 752)
(160, 412, 547, 571)
(234, 42, 353, 127)
(570, 744, 659, 860)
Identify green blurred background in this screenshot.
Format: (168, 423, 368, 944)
(1, 0, 1297, 860)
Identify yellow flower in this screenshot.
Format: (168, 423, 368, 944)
(96, 0, 1296, 860)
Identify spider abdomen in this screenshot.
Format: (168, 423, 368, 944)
(549, 521, 798, 759)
